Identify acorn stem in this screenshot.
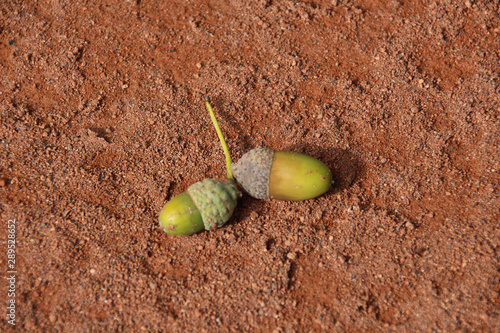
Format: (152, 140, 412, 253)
(205, 100, 234, 181)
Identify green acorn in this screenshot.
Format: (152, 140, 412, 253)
(231, 147, 332, 201)
(159, 101, 239, 236)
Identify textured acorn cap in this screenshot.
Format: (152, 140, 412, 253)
(231, 147, 274, 199)
(187, 178, 239, 231)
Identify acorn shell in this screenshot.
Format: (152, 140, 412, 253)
(159, 192, 204, 236)
(231, 148, 332, 201)
(159, 178, 239, 235)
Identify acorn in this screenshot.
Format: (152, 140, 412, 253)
(231, 147, 332, 201)
(158, 101, 239, 236)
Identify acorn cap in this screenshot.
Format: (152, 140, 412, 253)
(187, 178, 239, 231)
(230, 147, 274, 199)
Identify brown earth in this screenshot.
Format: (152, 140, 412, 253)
(1, 0, 499, 332)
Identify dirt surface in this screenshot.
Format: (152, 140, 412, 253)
(1, 0, 499, 332)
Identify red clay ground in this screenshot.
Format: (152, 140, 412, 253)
(1, 0, 499, 332)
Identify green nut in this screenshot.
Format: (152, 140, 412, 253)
(159, 178, 239, 235)
(231, 148, 332, 201)
(159, 192, 204, 236)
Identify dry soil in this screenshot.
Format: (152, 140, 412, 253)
(0, 0, 499, 332)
